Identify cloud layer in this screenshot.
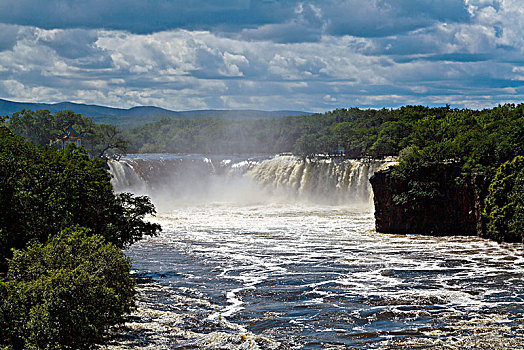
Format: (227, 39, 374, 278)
(0, 0, 522, 111)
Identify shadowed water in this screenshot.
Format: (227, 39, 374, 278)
(104, 155, 524, 349)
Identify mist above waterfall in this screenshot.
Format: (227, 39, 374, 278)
(109, 154, 391, 211)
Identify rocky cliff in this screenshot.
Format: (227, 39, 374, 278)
(370, 166, 487, 236)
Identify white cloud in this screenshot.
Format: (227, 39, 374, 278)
(0, 0, 522, 112)
(323, 94, 337, 102)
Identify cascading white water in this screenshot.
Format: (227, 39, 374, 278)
(107, 159, 147, 194)
(248, 156, 387, 204)
(108, 154, 392, 207)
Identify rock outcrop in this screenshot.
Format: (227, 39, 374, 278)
(370, 167, 487, 236)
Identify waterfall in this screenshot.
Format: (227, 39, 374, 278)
(107, 159, 147, 194)
(108, 154, 394, 206)
(248, 156, 388, 204)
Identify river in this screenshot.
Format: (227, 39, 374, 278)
(105, 154, 524, 349)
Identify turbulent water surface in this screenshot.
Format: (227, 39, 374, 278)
(105, 155, 524, 349)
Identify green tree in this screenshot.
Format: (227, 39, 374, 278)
(89, 123, 129, 159)
(293, 134, 321, 157)
(370, 121, 412, 157)
(7, 109, 128, 159)
(1, 227, 135, 350)
(0, 127, 160, 271)
(8, 109, 54, 146)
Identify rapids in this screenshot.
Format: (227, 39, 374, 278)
(104, 154, 524, 349)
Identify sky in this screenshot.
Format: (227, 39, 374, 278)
(0, 0, 522, 112)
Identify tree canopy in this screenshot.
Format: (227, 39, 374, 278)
(0, 126, 161, 349)
(1, 227, 135, 350)
(0, 126, 160, 271)
(6, 109, 128, 159)
(121, 104, 522, 169)
(484, 156, 524, 242)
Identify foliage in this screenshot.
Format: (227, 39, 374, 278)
(390, 105, 523, 207)
(122, 108, 388, 156)
(91, 123, 129, 158)
(0, 227, 134, 350)
(6, 109, 128, 159)
(8, 105, 521, 167)
(484, 156, 524, 242)
(369, 121, 411, 157)
(122, 104, 522, 167)
(0, 120, 159, 349)
(0, 127, 160, 271)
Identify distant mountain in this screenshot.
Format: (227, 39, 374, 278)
(0, 99, 310, 129)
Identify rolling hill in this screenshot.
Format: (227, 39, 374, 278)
(0, 98, 310, 128)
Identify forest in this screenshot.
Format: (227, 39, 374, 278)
(121, 104, 523, 168)
(6, 105, 523, 172)
(5, 109, 128, 159)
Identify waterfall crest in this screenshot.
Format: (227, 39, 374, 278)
(249, 156, 387, 204)
(108, 154, 393, 207)
(107, 159, 147, 194)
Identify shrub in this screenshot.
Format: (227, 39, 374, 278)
(0, 227, 134, 350)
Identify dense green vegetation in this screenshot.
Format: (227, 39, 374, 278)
(7, 105, 521, 171)
(120, 105, 457, 157)
(392, 105, 523, 174)
(484, 156, 524, 242)
(0, 127, 160, 270)
(123, 104, 522, 173)
(0, 126, 161, 349)
(6, 109, 128, 158)
(1, 227, 134, 350)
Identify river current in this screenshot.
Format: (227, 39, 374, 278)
(105, 155, 524, 349)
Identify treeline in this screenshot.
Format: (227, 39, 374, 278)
(121, 105, 445, 156)
(5, 109, 128, 158)
(0, 125, 161, 349)
(122, 107, 404, 156)
(122, 104, 522, 164)
(8, 105, 522, 170)
(123, 102, 523, 173)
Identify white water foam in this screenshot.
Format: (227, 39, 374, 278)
(104, 154, 524, 349)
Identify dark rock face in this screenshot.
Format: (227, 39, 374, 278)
(370, 168, 487, 236)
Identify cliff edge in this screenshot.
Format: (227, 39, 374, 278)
(370, 167, 488, 237)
